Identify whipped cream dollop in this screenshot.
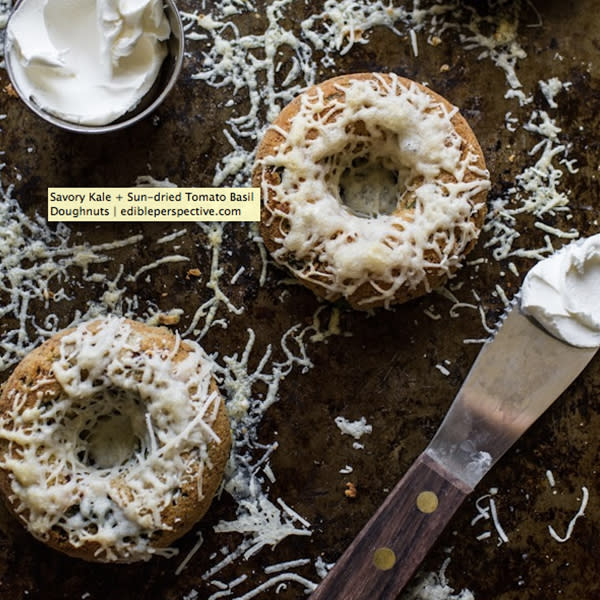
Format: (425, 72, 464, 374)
(521, 233, 600, 348)
(6, 0, 171, 126)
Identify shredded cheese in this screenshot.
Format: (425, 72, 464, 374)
(548, 486, 589, 543)
(484, 108, 578, 261)
(408, 558, 475, 600)
(0, 186, 143, 371)
(471, 490, 509, 546)
(214, 495, 311, 560)
(334, 416, 372, 441)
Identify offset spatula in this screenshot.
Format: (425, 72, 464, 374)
(310, 301, 598, 600)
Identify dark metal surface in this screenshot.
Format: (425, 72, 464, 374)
(1, 1, 599, 599)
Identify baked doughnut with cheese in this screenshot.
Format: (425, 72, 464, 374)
(253, 73, 490, 309)
(0, 317, 231, 562)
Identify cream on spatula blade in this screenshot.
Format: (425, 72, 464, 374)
(310, 233, 600, 600)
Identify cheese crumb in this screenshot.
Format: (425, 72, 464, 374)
(335, 416, 373, 440)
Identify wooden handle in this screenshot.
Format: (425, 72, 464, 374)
(310, 452, 472, 600)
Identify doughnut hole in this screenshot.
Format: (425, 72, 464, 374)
(68, 389, 148, 470)
(339, 156, 399, 218)
(328, 138, 415, 219)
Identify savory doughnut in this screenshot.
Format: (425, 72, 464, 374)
(0, 317, 231, 562)
(253, 72, 490, 309)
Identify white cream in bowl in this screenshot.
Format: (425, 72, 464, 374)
(6, 0, 172, 127)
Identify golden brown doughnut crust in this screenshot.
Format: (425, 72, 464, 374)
(0, 319, 231, 562)
(253, 73, 489, 309)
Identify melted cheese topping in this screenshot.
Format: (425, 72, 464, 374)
(0, 317, 222, 562)
(257, 74, 490, 307)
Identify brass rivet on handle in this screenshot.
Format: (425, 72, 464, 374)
(373, 547, 396, 571)
(416, 490, 439, 514)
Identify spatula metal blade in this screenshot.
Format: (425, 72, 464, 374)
(426, 304, 598, 489)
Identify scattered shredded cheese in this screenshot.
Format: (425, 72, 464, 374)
(435, 363, 451, 376)
(176, 532, 205, 576)
(471, 490, 509, 546)
(548, 486, 589, 543)
(408, 558, 474, 600)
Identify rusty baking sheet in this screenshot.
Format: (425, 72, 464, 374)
(1, 1, 599, 599)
